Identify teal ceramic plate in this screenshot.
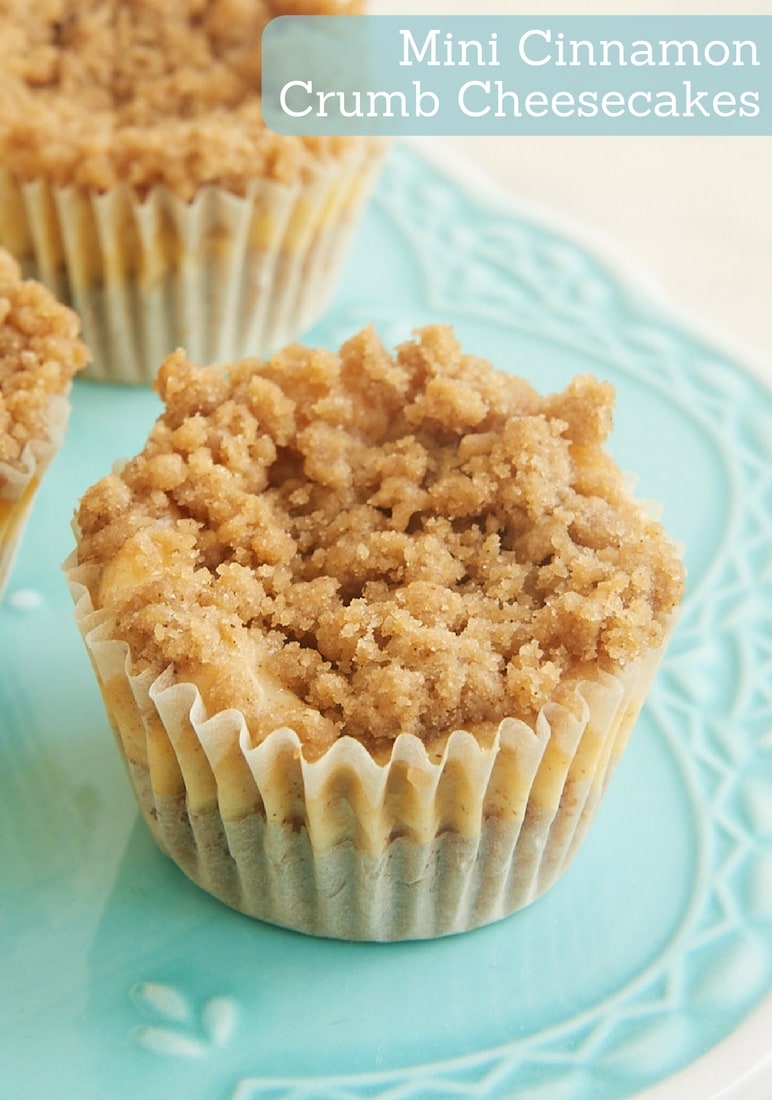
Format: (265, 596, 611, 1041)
(2, 142, 771, 1100)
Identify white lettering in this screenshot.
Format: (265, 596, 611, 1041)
(568, 39, 597, 67)
(734, 40, 759, 66)
(366, 89, 409, 117)
(400, 28, 500, 68)
(653, 90, 679, 117)
(599, 40, 627, 66)
(601, 90, 626, 117)
(740, 90, 761, 116)
(659, 39, 700, 67)
(711, 90, 738, 116)
(452, 35, 485, 67)
(519, 29, 551, 66)
(681, 78, 711, 116)
(399, 29, 440, 66)
(414, 81, 440, 117)
(316, 89, 341, 117)
(525, 90, 549, 116)
(458, 79, 491, 117)
(704, 40, 731, 66)
(510, 32, 760, 71)
(577, 90, 599, 117)
(280, 80, 313, 118)
(627, 90, 652, 117)
(550, 90, 575, 116)
(494, 82, 522, 116)
(629, 40, 656, 66)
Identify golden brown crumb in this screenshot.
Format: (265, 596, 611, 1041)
(75, 325, 685, 758)
(0, 0, 366, 198)
(0, 247, 89, 473)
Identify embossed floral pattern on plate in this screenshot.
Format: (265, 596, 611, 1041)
(1, 141, 770, 1100)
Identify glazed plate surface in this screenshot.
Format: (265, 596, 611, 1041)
(1, 142, 771, 1100)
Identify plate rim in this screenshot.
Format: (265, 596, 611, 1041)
(3, 136, 771, 1100)
(400, 136, 772, 1100)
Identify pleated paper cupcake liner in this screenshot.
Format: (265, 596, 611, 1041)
(0, 143, 383, 384)
(66, 552, 673, 940)
(0, 392, 71, 599)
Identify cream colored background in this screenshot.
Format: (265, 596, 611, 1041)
(371, 1, 772, 376)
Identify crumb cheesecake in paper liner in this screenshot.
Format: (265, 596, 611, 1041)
(0, 150, 382, 385)
(63, 579, 674, 940)
(1, 400, 67, 597)
(64, 324, 685, 940)
(0, 0, 383, 384)
(1, 248, 88, 598)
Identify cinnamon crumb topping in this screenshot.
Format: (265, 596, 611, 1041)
(0, 247, 88, 474)
(75, 325, 685, 757)
(0, 0, 366, 198)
